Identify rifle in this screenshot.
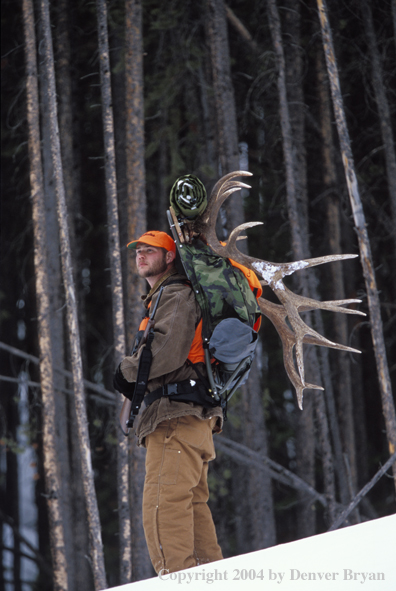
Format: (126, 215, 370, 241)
(119, 286, 165, 436)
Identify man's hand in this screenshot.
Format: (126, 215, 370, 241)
(113, 364, 135, 400)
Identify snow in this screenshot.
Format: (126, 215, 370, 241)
(251, 262, 285, 289)
(106, 515, 396, 591)
(252, 260, 310, 291)
(284, 260, 310, 274)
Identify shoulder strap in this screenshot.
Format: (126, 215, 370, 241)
(126, 286, 165, 428)
(165, 277, 191, 288)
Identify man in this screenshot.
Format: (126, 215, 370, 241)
(113, 230, 223, 575)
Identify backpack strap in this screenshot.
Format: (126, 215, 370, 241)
(126, 285, 165, 428)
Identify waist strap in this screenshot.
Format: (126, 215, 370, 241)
(144, 380, 219, 408)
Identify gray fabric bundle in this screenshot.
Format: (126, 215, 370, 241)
(208, 318, 257, 364)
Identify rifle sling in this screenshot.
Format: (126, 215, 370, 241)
(126, 331, 154, 428)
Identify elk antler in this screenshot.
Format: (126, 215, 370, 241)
(193, 171, 365, 409)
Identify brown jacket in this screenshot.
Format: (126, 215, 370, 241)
(120, 270, 223, 446)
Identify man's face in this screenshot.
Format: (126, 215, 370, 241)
(135, 244, 168, 279)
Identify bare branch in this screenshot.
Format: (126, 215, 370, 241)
(328, 451, 396, 531)
(225, 5, 260, 55)
(0, 341, 116, 403)
(215, 436, 328, 506)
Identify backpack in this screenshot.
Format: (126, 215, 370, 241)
(167, 210, 262, 410)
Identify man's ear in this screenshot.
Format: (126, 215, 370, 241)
(166, 250, 176, 264)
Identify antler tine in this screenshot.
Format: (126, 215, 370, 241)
(226, 221, 264, 255)
(250, 254, 359, 289)
(258, 294, 362, 408)
(296, 298, 365, 315)
(279, 253, 359, 276)
(257, 281, 364, 315)
(261, 283, 363, 408)
(258, 295, 361, 350)
(199, 220, 266, 275)
(279, 290, 366, 318)
(199, 182, 252, 227)
(259, 298, 324, 409)
(194, 171, 252, 238)
(282, 297, 362, 354)
(209, 170, 253, 203)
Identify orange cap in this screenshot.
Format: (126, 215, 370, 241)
(127, 230, 176, 253)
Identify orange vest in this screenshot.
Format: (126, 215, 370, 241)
(139, 306, 205, 364)
(139, 261, 261, 366)
(229, 258, 262, 332)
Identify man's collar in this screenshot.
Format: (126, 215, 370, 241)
(142, 267, 178, 306)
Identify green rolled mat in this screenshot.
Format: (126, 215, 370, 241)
(169, 174, 207, 219)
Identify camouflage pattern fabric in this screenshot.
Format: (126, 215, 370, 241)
(178, 239, 261, 341)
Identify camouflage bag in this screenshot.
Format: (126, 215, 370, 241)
(177, 238, 260, 342)
(168, 226, 261, 408)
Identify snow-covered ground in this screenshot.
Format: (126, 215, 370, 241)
(108, 514, 396, 591)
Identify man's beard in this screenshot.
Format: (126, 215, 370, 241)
(138, 254, 168, 278)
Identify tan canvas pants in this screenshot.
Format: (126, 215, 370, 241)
(143, 415, 223, 574)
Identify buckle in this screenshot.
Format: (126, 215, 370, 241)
(166, 383, 178, 396)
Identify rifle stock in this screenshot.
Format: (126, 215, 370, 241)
(119, 397, 132, 436)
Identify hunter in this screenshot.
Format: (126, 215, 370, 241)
(113, 230, 223, 574)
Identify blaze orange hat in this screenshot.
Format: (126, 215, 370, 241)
(127, 230, 176, 253)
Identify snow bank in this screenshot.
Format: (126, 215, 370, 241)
(107, 514, 396, 591)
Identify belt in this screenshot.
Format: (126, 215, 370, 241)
(144, 379, 219, 408)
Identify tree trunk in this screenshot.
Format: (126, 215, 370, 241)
(22, 0, 68, 588)
(206, 3, 276, 545)
(39, 0, 107, 587)
(317, 0, 396, 493)
(125, 0, 151, 580)
(125, 0, 146, 275)
(53, 3, 94, 587)
(315, 44, 359, 500)
(266, 0, 318, 537)
(96, 0, 132, 583)
(125, 0, 147, 336)
(242, 350, 276, 549)
(158, 110, 169, 232)
(266, 0, 337, 527)
(238, 145, 276, 550)
(198, 64, 217, 178)
(360, 0, 396, 256)
(206, 0, 245, 239)
(36, 8, 78, 584)
(4, 387, 22, 591)
(54, 0, 79, 268)
(393, 0, 396, 53)
(54, 0, 87, 365)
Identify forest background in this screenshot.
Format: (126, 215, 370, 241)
(1, 0, 395, 589)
